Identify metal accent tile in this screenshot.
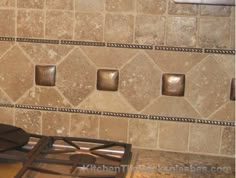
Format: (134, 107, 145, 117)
(58, 108, 101, 115)
(0, 37, 15, 41)
(103, 111, 148, 119)
(15, 104, 57, 111)
(107, 43, 153, 50)
(162, 73, 185, 96)
(97, 69, 119, 91)
(204, 49, 235, 55)
(16, 38, 59, 44)
(61, 40, 105, 47)
(0, 103, 14, 108)
(149, 115, 195, 123)
(230, 78, 235, 101)
(35, 65, 56, 86)
(155, 46, 203, 53)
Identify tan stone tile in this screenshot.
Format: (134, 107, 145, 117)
(70, 114, 99, 138)
(0, 46, 34, 102)
(105, 0, 134, 12)
(220, 127, 235, 156)
(168, 0, 198, 15)
(100, 117, 128, 142)
(0, 41, 14, 58)
(15, 109, 42, 134)
(0, 89, 12, 103)
(167, 16, 197, 47)
(186, 56, 230, 117)
(46, 0, 73, 10)
(46, 11, 73, 39)
(135, 15, 165, 45)
(136, 0, 166, 15)
(189, 124, 221, 154)
(231, 18, 235, 49)
(105, 14, 134, 43)
(57, 48, 96, 106)
(120, 52, 161, 111)
(129, 119, 158, 148)
(199, 18, 230, 48)
(19, 43, 74, 64)
(200, 5, 231, 17)
(0, 108, 14, 125)
(17, 0, 44, 9)
(0, 0, 15, 7)
(75, 0, 104, 12)
(74, 12, 104, 41)
(81, 46, 137, 68)
(17, 10, 44, 38)
(215, 54, 235, 78)
(42, 112, 70, 136)
(0, 10, 15, 37)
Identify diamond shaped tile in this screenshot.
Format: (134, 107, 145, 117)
(97, 69, 119, 91)
(0, 46, 34, 101)
(35, 65, 56, 86)
(0, 41, 14, 59)
(57, 48, 96, 106)
(0, 88, 12, 103)
(120, 52, 161, 111)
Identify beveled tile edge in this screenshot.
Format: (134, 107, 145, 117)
(204, 48, 235, 55)
(0, 37, 15, 41)
(16, 38, 59, 44)
(61, 40, 105, 47)
(107, 43, 153, 50)
(155, 46, 203, 53)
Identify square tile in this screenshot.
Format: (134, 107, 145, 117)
(75, 0, 105, 11)
(46, 0, 73, 10)
(105, 0, 134, 12)
(0, 10, 15, 37)
(17, 0, 44, 9)
(35, 65, 56, 86)
(162, 73, 185, 96)
(230, 78, 235, 101)
(136, 0, 166, 14)
(97, 69, 119, 91)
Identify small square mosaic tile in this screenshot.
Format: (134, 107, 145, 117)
(97, 69, 119, 91)
(35, 65, 56, 86)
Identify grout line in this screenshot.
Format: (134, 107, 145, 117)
(218, 126, 224, 155)
(187, 123, 192, 152)
(43, 0, 46, 38)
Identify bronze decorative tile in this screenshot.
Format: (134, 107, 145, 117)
(97, 69, 119, 91)
(35, 65, 56, 86)
(230, 78, 235, 101)
(162, 73, 185, 96)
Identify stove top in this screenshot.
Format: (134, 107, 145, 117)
(0, 124, 132, 178)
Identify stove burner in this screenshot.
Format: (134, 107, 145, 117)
(70, 153, 96, 165)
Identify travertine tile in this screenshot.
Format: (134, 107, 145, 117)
(17, 0, 44, 9)
(199, 18, 230, 48)
(129, 119, 158, 148)
(136, 0, 166, 15)
(120, 52, 161, 111)
(15, 109, 42, 134)
(0, 0, 15, 7)
(209, 102, 235, 121)
(167, 16, 197, 47)
(215, 54, 235, 78)
(105, 0, 134, 12)
(0, 108, 14, 125)
(70, 114, 99, 138)
(220, 127, 235, 156)
(200, 5, 231, 17)
(0, 10, 15, 37)
(189, 124, 221, 154)
(135, 15, 165, 45)
(17, 10, 44, 38)
(0, 41, 14, 58)
(186, 56, 230, 117)
(0, 89, 12, 103)
(74, 12, 104, 41)
(0, 46, 34, 101)
(46, 11, 73, 39)
(75, 0, 104, 12)
(57, 48, 96, 106)
(104, 14, 134, 43)
(168, 0, 198, 15)
(46, 0, 73, 10)
(100, 117, 128, 142)
(42, 112, 70, 136)
(231, 18, 235, 49)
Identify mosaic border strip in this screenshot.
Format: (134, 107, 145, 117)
(204, 48, 235, 55)
(0, 37, 15, 41)
(155, 46, 203, 53)
(61, 40, 105, 47)
(16, 38, 59, 44)
(1, 103, 235, 127)
(107, 43, 153, 50)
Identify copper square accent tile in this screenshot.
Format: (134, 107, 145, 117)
(230, 78, 235, 101)
(162, 73, 185, 96)
(35, 65, 56, 86)
(97, 69, 119, 91)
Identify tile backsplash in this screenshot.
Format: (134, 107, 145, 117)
(0, 0, 235, 158)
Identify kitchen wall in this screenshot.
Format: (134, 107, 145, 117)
(0, 0, 235, 157)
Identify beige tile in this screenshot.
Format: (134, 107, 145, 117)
(46, 11, 74, 39)
(200, 5, 231, 17)
(57, 48, 96, 106)
(0, 108, 14, 125)
(168, 0, 198, 15)
(105, 14, 134, 43)
(189, 124, 221, 154)
(0, 46, 34, 102)
(15, 109, 42, 134)
(74, 12, 104, 41)
(136, 0, 166, 15)
(46, 0, 73, 10)
(129, 119, 158, 148)
(17, 10, 44, 38)
(42, 112, 70, 136)
(209, 102, 235, 121)
(120, 52, 161, 111)
(0, 10, 15, 37)
(215, 54, 235, 78)
(0, 0, 15, 7)
(186, 56, 230, 117)
(199, 18, 230, 48)
(167, 16, 197, 47)
(231, 18, 235, 49)
(0, 89, 12, 103)
(135, 15, 165, 45)
(105, 0, 134, 12)
(75, 0, 104, 12)
(100, 117, 128, 142)
(81, 46, 137, 68)
(0, 41, 14, 58)
(220, 127, 235, 156)
(70, 114, 99, 138)
(17, 0, 44, 9)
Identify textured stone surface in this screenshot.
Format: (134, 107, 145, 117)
(105, 0, 134, 12)
(0, 108, 14, 125)
(46, 0, 73, 10)
(215, 54, 235, 78)
(0, 41, 14, 58)
(0, 10, 15, 37)
(220, 127, 235, 156)
(209, 102, 235, 121)
(75, 0, 104, 11)
(17, 0, 44, 9)
(168, 0, 198, 15)
(0, 0, 15, 7)
(200, 5, 231, 17)
(0, 89, 12, 103)
(136, 0, 166, 14)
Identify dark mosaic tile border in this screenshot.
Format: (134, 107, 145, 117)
(1, 103, 235, 127)
(155, 46, 203, 53)
(16, 38, 59, 44)
(61, 40, 105, 47)
(107, 43, 153, 50)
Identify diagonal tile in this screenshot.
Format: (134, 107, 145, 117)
(214, 54, 235, 78)
(209, 102, 235, 121)
(0, 88, 12, 103)
(0, 41, 14, 59)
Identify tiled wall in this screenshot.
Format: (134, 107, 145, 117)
(0, 0, 235, 158)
